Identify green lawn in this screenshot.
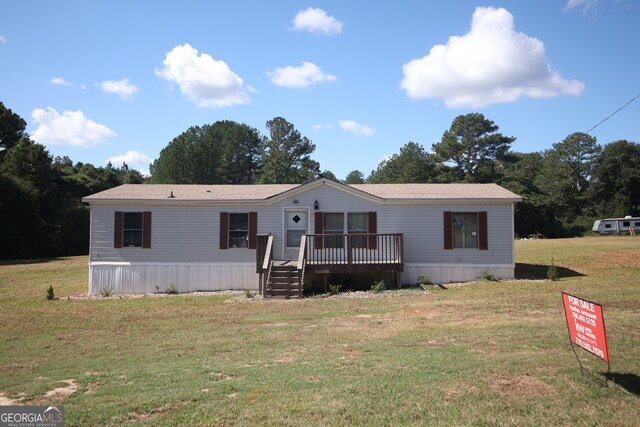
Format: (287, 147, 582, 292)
(1, 237, 639, 426)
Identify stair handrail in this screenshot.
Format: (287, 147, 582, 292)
(296, 235, 307, 298)
(262, 234, 274, 272)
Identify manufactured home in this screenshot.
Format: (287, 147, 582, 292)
(82, 178, 521, 297)
(592, 216, 640, 235)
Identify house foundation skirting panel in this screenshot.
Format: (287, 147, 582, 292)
(89, 262, 256, 295)
(403, 263, 515, 285)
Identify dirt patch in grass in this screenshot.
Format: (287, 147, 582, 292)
(588, 249, 640, 270)
(39, 379, 79, 404)
(2, 379, 80, 406)
(484, 374, 556, 398)
(0, 393, 24, 406)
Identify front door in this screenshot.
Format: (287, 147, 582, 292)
(285, 209, 308, 260)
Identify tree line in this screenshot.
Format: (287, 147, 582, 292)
(0, 102, 144, 258)
(1, 100, 638, 259)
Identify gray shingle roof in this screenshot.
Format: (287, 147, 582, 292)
(83, 180, 521, 203)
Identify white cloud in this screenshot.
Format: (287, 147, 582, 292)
(101, 78, 139, 100)
(31, 107, 116, 147)
(401, 7, 585, 108)
(107, 150, 151, 166)
(339, 120, 376, 137)
(267, 62, 336, 88)
(155, 43, 250, 107)
(50, 77, 72, 86)
(292, 7, 344, 35)
(0, 36, 7, 44)
(564, 0, 600, 12)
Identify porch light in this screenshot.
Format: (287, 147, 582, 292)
(314, 200, 319, 210)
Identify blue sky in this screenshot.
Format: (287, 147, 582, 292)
(1, 0, 638, 179)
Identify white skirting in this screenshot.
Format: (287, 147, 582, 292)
(403, 263, 515, 285)
(89, 262, 257, 295)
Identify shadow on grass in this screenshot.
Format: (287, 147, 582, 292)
(0, 257, 63, 266)
(604, 372, 640, 395)
(515, 263, 585, 280)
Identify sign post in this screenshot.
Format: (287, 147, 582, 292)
(561, 292, 610, 383)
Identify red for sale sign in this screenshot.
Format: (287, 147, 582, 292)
(562, 292, 610, 363)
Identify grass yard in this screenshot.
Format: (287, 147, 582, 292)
(0, 237, 639, 426)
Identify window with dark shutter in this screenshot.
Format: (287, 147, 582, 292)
(114, 211, 123, 248)
(368, 211, 377, 250)
(248, 212, 258, 250)
(220, 212, 256, 249)
(142, 212, 152, 249)
(443, 211, 453, 250)
(220, 212, 229, 250)
(445, 211, 488, 250)
(478, 211, 488, 250)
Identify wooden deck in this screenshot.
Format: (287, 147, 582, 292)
(256, 233, 404, 297)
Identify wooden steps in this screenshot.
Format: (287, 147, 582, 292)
(265, 262, 302, 299)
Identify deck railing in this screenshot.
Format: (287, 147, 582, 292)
(304, 233, 403, 266)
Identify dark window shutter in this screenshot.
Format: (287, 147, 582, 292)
(478, 211, 488, 250)
(114, 211, 123, 248)
(142, 211, 152, 249)
(368, 211, 377, 250)
(314, 211, 324, 250)
(444, 211, 453, 250)
(248, 212, 258, 250)
(220, 212, 229, 250)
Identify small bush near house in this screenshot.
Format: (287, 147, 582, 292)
(100, 287, 113, 298)
(328, 284, 342, 295)
(418, 275, 433, 290)
(165, 283, 179, 294)
(46, 285, 56, 300)
(478, 269, 499, 282)
(244, 290, 256, 299)
(370, 280, 385, 293)
(547, 258, 559, 281)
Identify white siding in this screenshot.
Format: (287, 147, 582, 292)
(89, 263, 255, 294)
(403, 263, 515, 285)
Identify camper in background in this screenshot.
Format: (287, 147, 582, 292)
(592, 216, 640, 235)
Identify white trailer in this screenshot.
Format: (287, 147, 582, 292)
(592, 216, 640, 235)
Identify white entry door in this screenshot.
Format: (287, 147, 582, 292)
(285, 209, 308, 260)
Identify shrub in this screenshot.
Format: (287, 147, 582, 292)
(328, 284, 342, 295)
(244, 290, 256, 299)
(547, 258, 559, 281)
(370, 280, 385, 293)
(165, 283, 179, 294)
(478, 269, 499, 282)
(418, 275, 433, 290)
(100, 287, 113, 298)
(46, 285, 56, 300)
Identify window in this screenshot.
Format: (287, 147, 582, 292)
(324, 213, 344, 248)
(605, 224, 612, 229)
(220, 212, 257, 250)
(635, 222, 640, 227)
(623, 221, 630, 227)
(453, 212, 478, 249)
(229, 213, 249, 248)
(348, 212, 368, 248)
(114, 211, 151, 249)
(123, 212, 143, 247)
